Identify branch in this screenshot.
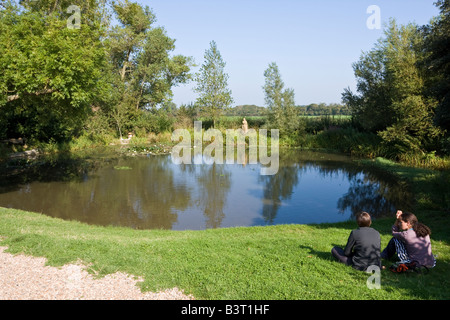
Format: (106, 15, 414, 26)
(7, 89, 57, 103)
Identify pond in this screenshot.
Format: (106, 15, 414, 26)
(0, 149, 413, 230)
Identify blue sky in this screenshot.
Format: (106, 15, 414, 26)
(139, 0, 440, 107)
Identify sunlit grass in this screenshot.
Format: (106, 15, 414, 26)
(1, 207, 448, 300)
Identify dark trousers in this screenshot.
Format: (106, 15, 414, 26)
(381, 238, 397, 260)
(331, 246, 352, 266)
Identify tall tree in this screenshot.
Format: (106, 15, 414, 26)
(342, 19, 442, 154)
(422, 0, 450, 152)
(105, 0, 192, 137)
(194, 40, 233, 128)
(0, 0, 109, 142)
(263, 62, 300, 135)
(342, 48, 393, 132)
(378, 20, 441, 153)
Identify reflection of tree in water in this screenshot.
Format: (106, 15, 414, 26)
(0, 153, 103, 192)
(258, 150, 413, 223)
(172, 158, 232, 229)
(0, 155, 193, 229)
(107, 156, 192, 229)
(337, 169, 413, 219)
(259, 152, 300, 224)
(195, 163, 231, 229)
(0, 150, 415, 229)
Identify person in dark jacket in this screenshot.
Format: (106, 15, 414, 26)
(331, 211, 381, 271)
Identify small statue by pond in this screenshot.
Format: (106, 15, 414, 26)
(120, 132, 134, 145)
(242, 118, 248, 134)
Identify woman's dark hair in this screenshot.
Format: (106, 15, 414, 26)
(400, 212, 431, 237)
(356, 211, 372, 227)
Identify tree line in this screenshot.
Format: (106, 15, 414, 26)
(261, 1, 449, 157)
(299, 103, 350, 116)
(1, 0, 449, 159)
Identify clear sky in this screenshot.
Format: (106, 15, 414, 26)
(139, 0, 440, 107)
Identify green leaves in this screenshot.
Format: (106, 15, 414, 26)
(0, 0, 192, 142)
(263, 62, 302, 136)
(421, 0, 450, 134)
(113, 0, 154, 33)
(343, 19, 444, 156)
(105, 1, 193, 137)
(0, 1, 108, 142)
(194, 41, 233, 127)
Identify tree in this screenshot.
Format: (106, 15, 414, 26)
(342, 46, 393, 132)
(422, 0, 450, 152)
(263, 62, 301, 135)
(105, 0, 193, 137)
(194, 41, 233, 128)
(342, 19, 442, 155)
(378, 21, 442, 153)
(0, 0, 109, 142)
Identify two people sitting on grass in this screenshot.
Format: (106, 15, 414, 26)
(331, 210, 436, 272)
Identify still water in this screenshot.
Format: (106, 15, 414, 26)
(0, 149, 412, 230)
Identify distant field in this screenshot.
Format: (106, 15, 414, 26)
(196, 115, 352, 130)
(221, 115, 351, 119)
(300, 115, 352, 119)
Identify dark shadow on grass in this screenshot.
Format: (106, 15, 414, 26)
(298, 244, 334, 262)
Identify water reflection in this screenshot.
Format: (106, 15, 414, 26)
(0, 149, 413, 230)
(258, 150, 413, 225)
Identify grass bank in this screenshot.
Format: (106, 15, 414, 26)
(0, 208, 448, 300)
(1, 154, 449, 300)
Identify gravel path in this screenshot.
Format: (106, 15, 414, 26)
(0, 246, 194, 300)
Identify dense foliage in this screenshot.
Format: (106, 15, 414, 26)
(0, 0, 108, 142)
(0, 0, 192, 143)
(421, 0, 450, 153)
(0, 0, 449, 162)
(342, 2, 450, 158)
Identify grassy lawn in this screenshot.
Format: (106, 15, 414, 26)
(0, 208, 448, 300)
(0, 157, 449, 300)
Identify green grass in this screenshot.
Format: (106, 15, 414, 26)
(0, 206, 449, 300)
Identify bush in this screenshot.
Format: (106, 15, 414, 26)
(307, 127, 383, 157)
(132, 110, 174, 136)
